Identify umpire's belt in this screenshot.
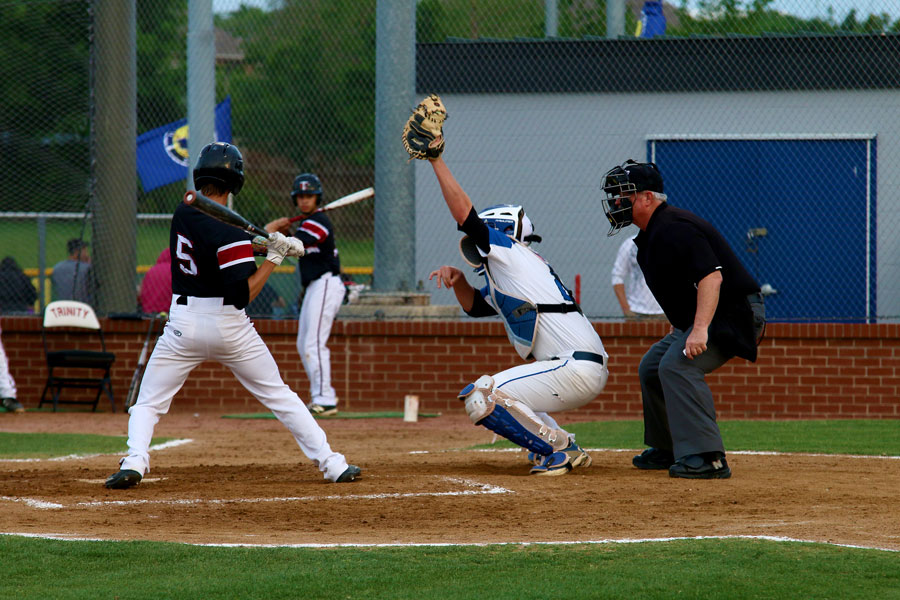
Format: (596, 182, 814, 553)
(551, 351, 605, 365)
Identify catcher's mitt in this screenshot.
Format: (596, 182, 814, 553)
(402, 94, 447, 161)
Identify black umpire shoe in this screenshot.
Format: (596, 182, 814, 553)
(336, 465, 361, 483)
(632, 447, 675, 470)
(105, 469, 142, 489)
(668, 453, 731, 479)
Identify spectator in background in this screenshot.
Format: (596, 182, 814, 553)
(611, 233, 665, 320)
(0, 257, 38, 314)
(51, 239, 93, 304)
(245, 282, 287, 318)
(0, 325, 25, 413)
(139, 248, 172, 314)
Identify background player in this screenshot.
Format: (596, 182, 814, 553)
(266, 173, 344, 416)
(105, 143, 360, 489)
(611, 232, 665, 319)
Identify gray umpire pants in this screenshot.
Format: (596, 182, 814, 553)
(637, 328, 731, 460)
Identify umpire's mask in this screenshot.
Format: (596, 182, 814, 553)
(601, 159, 664, 236)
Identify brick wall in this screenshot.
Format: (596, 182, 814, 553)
(2, 315, 898, 418)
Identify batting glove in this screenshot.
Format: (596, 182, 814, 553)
(284, 237, 305, 258)
(266, 232, 291, 266)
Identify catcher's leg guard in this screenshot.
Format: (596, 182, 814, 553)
(457, 376, 570, 457)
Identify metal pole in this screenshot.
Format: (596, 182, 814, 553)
(92, 0, 137, 314)
(545, 0, 558, 38)
(373, 0, 416, 292)
(37, 217, 46, 313)
(607, 0, 625, 39)
(187, 0, 216, 189)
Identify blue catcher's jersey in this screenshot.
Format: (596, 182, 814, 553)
(466, 222, 606, 361)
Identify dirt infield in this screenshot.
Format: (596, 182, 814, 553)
(0, 411, 897, 550)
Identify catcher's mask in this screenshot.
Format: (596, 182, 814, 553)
(291, 173, 323, 206)
(478, 204, 542, 245)
(602, 159, 664, 236)
(193, 142, 244, 195)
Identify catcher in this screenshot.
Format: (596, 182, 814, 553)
(405, 94, 609, 476)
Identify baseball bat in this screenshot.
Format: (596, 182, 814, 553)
(184, 190, 269, 237)
(288, 187, 374, 223)
(124, 312, 167, 410)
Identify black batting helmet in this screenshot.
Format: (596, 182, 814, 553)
(291, 173, 323, 205)
(193, 142, 245, 195)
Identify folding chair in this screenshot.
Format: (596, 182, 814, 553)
(40, 300, 116, 412)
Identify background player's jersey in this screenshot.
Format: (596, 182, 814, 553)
(292, 210, 341, 287)
(169, 202, 257, 301)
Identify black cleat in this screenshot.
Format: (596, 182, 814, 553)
(105, 469, 142, 489)
(1, 397, 25, 413)
(669, 454, 731, 479)
(632, 447, 675, 470)
(336, 465, 361, 483)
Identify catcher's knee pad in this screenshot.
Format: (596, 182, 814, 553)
(458, 375, 495, 422)
(458, 376, 569, 456)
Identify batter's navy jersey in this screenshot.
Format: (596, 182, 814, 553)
(170, 202, 257, 301)
(293, 210, 341, 287)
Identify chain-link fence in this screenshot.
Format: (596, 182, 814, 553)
(2, 0, 899, 321)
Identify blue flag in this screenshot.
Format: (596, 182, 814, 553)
(636, 1, 666, 38)
(136, 96, 232, 192)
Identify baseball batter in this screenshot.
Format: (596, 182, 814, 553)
(266, 173, 345, 416)
(407, 96, 608, 476)
(105, 143, 360, 489)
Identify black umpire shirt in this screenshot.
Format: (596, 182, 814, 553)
(292, 210, 341, 287)
(634, 202, 759, 333)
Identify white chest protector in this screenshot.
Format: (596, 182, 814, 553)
(460, 235, 581, 360)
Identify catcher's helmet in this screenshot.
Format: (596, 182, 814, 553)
(478, 204, 541, 245)
(602, 159, 664, 236)
(291, 173, 323, 205)
(193, 142, 244, 195)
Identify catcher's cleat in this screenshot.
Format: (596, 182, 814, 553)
(336, 465, 361, 483)
(530, 440, 592, 476)
(526, 451, 544, 466)
(668, 453, 731, 479)
(308, 403, 338, 417)
(632, 447, 675, 470)
(1, 397, 25, 413)
(105, 469, 142, 489)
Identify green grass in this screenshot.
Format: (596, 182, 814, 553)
(0, 536, 896, 600)
(474, 420, 900, 456)
(0, 432, 171, 459)
(0, 220, 374, 273)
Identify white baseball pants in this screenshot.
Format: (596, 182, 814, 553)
(0, 327, 16, 399)
(492, 351, 609, 441)
(297, 273, 345, 406)
(120, 296, 350, 482)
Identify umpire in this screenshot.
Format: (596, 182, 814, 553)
(601, 160, 765, 479)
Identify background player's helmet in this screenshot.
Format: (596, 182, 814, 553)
(478, 204, 541, 245)
(193, 142, 245, 195)
(602, 159, 664, 236)
(291, 173, 323, 205)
